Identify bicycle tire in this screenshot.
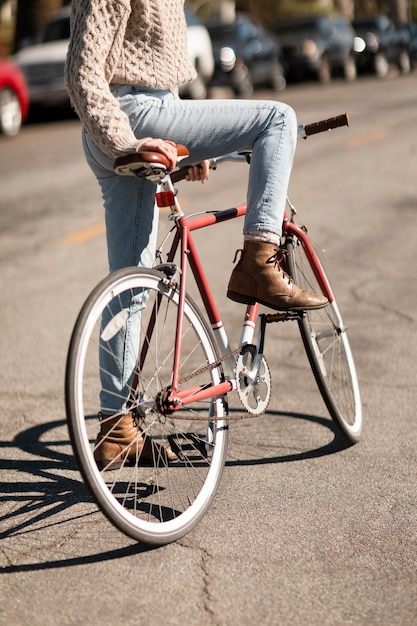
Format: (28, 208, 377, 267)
(285, 235, 362, 443)
(65, 267, 229, 544)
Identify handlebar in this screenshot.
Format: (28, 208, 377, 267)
(115, 112, 350, 181)
(299, 112, 349, 138)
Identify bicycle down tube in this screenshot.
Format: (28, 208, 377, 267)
(154, 185, 258, 411)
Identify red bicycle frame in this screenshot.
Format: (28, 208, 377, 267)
(149, 186, 334, 413)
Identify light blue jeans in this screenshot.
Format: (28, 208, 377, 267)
(82, 87, 297, 413)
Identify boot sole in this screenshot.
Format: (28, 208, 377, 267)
(227, 289, 328, 311)
(227, 289, 256, 306)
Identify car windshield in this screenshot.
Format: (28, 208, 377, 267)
(208, 19, 257, 43)
(207, 23, 238, 42)
(352, 17, 391, 31)
(42, 17, 70, 43)
(352, 21, 376, 29)
(275, 22, 318, 38)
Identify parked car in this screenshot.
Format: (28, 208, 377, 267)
(274, 15, 357, 83)
(0, 57, 29, 136)
(352, 15, 411, 77)
(180, 8, 214, 99)
(13, 6, 71, 110)
(206, 12, 286, 97)
(13, 6, 213, 110)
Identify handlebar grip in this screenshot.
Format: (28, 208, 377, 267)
(304, 113, 349, 136)
(170, 168, 189, 184)
(170, 160, 215, 184)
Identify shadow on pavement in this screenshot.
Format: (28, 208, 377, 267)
(0, 410, 350, 572)
(0, 542, 153, 574)
(225, 408, 352, 467)
(0, 419, 159, 573)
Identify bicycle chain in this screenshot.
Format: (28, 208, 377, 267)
(177, 346, 241, 385)
(174, 346, 263, 421)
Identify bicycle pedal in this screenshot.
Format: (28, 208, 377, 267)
(263, 311, 305, 323)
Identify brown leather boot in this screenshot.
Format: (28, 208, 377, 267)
(227, 241, 328, 311)
(94, 413, 177, 471)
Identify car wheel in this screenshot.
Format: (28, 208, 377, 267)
(398, 50, 411, 74)
(232, 64, 254, 98)
(343, 55, 357, 82)
(317, 57, 331, 83)
(270, 59, 286, 92)
(0, 87, 23, 137)
(373, 52, 389, 78)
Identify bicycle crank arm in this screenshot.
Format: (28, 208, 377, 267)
(157, 381, 235, 415)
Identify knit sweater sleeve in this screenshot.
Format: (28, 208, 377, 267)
(65, 0, 146, 157)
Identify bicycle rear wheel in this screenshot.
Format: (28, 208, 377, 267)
(285, 234, 362, 443)
(65, 267, 229, 544)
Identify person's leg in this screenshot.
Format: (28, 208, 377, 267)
(81, 88, 327, 468)
(82, 129, 177, 468)
(82, 130, 159, 418)
(117, 89, 327, 310)
(82, 129, 158, 273)
(117, 89, 295, 239)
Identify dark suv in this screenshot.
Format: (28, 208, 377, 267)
(206, 13, 286, 97)
(352, 16, 411, 77)
(274, 15, 357, 82)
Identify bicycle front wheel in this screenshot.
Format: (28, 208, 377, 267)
(65, 267, 229, 544)
(285, 235, 362, 443)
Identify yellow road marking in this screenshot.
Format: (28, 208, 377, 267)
(346, 127, 391, 150)
(60, 223, 105, 246)
(59, 195, 192, 247)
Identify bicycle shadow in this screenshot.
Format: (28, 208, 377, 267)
(0, 410, 350, 573)
(225, 408, 352, 467)
(0, 419, 158, 574)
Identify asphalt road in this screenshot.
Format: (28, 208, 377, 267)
(1, 73, 416, 626)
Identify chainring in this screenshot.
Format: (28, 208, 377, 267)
(235, 344, 271, 415)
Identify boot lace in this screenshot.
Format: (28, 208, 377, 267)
(267, 248, 293, 286)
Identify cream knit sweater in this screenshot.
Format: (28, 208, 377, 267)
(65, 0, 195, 157)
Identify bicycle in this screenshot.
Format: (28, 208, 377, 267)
(65, 113, 362, 545)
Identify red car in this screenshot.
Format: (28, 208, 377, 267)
(0, 58, 29, 137)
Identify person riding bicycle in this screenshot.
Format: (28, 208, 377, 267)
(65, 0, 327, 469)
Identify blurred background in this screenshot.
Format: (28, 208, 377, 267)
(0, 0, 416, 136)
